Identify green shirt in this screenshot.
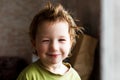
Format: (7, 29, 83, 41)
(17, 60, 81, 80)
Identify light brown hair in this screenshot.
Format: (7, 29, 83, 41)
(29, 2, 83, 49)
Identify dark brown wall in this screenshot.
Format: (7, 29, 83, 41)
(61, 0, 100, 38)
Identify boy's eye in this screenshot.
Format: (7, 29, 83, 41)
(59, 39, 66, 42)
(42, 40, 50, 42)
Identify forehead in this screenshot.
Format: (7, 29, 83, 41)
(38, 20, 69, 30)
(36, 20, 70, 36)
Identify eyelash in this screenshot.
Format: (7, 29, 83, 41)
(41, 39, 66, 43)
(42, 40, 50, 42)
(59, 39, 66, 41)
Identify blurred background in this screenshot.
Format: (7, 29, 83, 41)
(0, 0, 119, 80)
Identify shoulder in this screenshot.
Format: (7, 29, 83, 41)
(17, 60, 42, 80)
(21, 61, 39, 73)
(64, 62, 78, 74)
(64, 62, 81, 80)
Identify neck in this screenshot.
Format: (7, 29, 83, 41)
(39, 61, 68, 75)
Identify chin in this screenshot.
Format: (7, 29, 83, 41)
(50, 60, 62, 64)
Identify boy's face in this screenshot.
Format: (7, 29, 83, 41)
(33, 21, 71, 65)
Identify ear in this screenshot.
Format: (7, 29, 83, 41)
(70, 38, 74, 48)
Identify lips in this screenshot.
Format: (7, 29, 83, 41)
(47, 53, 60, 58)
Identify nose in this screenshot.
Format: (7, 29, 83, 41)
(49, 40, 59, 52)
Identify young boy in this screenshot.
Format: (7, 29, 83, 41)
(17, 2, 82, 80)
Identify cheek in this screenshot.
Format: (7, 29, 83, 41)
(62, 42, 71, 54)
(35, 38, 48, 52)
(36, 44, 48, 54)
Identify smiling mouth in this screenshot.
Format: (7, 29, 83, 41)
(47, 54, 60, 58)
